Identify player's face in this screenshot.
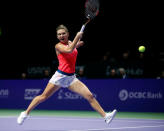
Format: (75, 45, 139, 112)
(57, 29, 69, 43)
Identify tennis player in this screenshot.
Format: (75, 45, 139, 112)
(17, 24, 117, 125)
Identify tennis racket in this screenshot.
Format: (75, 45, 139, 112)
(80, 0, 100, 32)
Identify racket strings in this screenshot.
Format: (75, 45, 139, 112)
(85, 0, 99, 19)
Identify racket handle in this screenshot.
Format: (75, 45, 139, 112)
(80, 25, 86, 32)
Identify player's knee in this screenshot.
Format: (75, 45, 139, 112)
(38, 95, 48, 103)
(86, 93, 95, 102)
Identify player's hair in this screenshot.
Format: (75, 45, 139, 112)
(56, 24, 68, 32)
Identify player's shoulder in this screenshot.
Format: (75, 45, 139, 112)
(55, 43, 61, 54)
(55, 42, 62, 48)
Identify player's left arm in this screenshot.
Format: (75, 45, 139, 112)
(76, 41, 84, 48)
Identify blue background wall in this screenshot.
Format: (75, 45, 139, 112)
(0, 79, 164, 112)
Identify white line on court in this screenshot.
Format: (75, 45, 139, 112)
(21, 117, 164, 124)
(1, 116, 164, 124)
(70, 124, 164, 131)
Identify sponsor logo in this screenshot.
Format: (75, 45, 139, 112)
(0, 89, 9, 98)
(57, 89, 97, 100)
(24, 89, 41, 100)
(119, 89, 128, 101)
(119, 89, 163, 101)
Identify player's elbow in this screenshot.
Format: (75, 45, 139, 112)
(66, 48, 74, 53)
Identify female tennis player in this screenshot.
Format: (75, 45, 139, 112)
(17, 24, 117, 125)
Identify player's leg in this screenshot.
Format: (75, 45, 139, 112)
(25, 83, 61, 115)
(68, 79, 117, 124)
(68, 79, 106, 117)
(17, 83, 61, 125)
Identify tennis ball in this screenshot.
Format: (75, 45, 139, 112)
(138, 46, 146, 52)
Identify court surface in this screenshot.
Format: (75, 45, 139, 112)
(0, 110, 164, 131)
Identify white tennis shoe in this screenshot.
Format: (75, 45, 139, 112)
(104, 109, 117, 124)
(17, 111, 28, 125)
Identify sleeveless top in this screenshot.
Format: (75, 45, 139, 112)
(57, 43, 78, 74)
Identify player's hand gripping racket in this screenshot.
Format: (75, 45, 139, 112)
(80, 0, 100, 32)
